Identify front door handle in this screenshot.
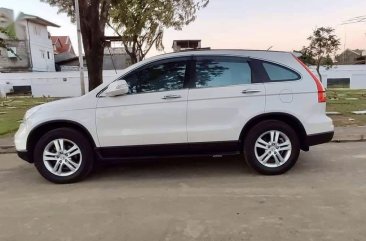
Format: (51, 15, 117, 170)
(162, 94, 182, 99)
(242, 89, 262, 94)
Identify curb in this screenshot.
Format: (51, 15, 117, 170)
(1, 138, 366, 154)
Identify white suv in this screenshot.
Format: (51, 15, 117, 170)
(15, 50, 334, 183)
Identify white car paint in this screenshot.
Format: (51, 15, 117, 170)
(15, 50, 334, 153)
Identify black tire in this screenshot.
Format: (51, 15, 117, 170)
(243, 120, 300, 175)
(33, 128, 94, 184)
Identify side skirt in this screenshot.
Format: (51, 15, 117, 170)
(95, 141, 241, 162)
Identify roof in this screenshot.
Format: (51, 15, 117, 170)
(51, 36, 74, 54)
(55, 52, 78, 64)
(17, 12, 59, 27)
(136, 49, 293, 67)
(340, 49, 365, 56)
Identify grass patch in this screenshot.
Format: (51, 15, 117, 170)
(0, 97, 56, 136)
(327, 89, 366, 127)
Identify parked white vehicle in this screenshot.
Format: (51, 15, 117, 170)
(15, 50, 334, 183)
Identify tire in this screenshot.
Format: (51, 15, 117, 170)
(33, 128, 94, 184)
(243, 120, 300, 175)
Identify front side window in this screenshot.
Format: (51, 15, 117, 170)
(124, 60, 187, 94)
(194, 57, 252, 88)
(262, 62, 300, 82)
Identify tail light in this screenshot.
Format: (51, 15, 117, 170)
(293, 55, 326, 103)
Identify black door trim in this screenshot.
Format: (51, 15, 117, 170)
(95, 141, 240, 161)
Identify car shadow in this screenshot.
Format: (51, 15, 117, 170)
(88, 156, 255, 182)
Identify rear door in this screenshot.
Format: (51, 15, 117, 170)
(187, 55, 266, 146)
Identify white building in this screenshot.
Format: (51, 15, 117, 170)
(17, 12, 59, 72)
(0, 8, 59, 72)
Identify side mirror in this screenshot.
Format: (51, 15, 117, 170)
(104, 80, 129, 97)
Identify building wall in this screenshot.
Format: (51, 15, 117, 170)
(0, 40, 30, 72)
(0, 70, 124, 97)
(310, 65, 366, 89)
(21, 20, 56, 72)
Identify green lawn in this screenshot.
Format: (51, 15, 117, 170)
(0, 97, 55, 136)
(327, 89, 366, 127)
(0, 90, 365, 137)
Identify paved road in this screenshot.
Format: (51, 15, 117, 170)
(0, 143, 365, 241)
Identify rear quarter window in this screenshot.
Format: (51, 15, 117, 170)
(262, 62, 301, 82)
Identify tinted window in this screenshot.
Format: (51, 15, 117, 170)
(262, 62, 300, 81)
(194, 57, 251, 88)
(124, 60, 187, 94)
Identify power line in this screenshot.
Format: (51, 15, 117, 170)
(342, 15, 366, 25)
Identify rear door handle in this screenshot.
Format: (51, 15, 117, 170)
(162, 94, 182, 99)
(242, 89, 262, 94)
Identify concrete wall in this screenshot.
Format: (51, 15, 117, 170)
(310, 65, 366, 89)
(0, 70, 124, 97)
(0, 40, 30, 72)
(1, 65, 365, 98)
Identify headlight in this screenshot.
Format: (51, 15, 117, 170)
(24, 105, 42, 120)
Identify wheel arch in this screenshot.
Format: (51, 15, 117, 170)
(26, 120, 97, 163)
(239, 113, 309, 151)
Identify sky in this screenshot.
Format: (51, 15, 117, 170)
(2, 0, 366, 57)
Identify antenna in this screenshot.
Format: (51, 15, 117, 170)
(267, 46, 273, 51)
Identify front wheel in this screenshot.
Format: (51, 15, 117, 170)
(243, 120, 300, 175)
(33, 128, 94, 183)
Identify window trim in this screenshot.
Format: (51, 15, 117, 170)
(189, 55, 253, 89)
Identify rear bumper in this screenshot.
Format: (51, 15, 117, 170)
(17, 151, 32, 163)
(306, 131, 334, 147)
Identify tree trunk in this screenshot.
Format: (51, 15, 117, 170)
(79, 0, 108, 91)
(316, 64, 322, 82)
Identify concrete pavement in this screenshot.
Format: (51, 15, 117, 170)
(0, 142, 365, 241)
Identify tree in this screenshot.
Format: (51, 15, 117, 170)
(300, 27, 341, 82)
(0, 27, 9, 49)
(41, 0, 112, 91)
(108, 0, 209, 64)
(0, 25, 19, 58)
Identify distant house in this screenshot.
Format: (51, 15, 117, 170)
(55, 47, 132, 71)
(51, 36, 75, 55)
(172, 40, 203, 52)
(336, 49, 366, 65)
(0, 8, 59, 72)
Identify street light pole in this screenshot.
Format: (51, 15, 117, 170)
(74, 0, 86, 95)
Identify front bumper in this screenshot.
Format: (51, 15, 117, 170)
(14, 123, 29, 151)
(306, 131, 334, 147)
(17, 151, 32, 163)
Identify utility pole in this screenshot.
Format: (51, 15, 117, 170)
(75, 0, 86, 95)
(342, 15, 366, 65)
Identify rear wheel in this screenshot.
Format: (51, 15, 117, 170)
(33, 128, 94, 183)
(243, 120, 300, 175)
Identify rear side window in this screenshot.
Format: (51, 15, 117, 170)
(194, 57, 252, 88)
(262, 62, 300, 82)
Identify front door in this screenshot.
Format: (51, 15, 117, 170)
(96, 57, 190, 149)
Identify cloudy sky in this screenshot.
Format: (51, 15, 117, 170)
(2, 0, 366, 57)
